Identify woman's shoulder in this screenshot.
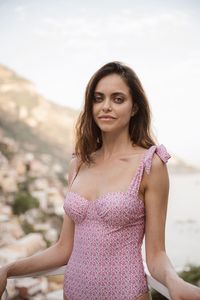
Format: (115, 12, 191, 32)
(68, 153, 82, 174)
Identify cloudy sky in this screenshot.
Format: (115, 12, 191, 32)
(0, 0, 200, 166)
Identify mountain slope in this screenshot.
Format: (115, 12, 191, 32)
(0, 64, 79, 171)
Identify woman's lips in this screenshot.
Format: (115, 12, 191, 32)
(99, 115, 116, 119)
(99, 117, 115, 121)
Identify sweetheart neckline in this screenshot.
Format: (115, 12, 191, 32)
(66, 179, 144, 204)
(66, 189, 145, 206)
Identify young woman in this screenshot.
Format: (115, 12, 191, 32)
(0, 61, 200, 300)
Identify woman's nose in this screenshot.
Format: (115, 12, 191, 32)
(102, 99, 112, 111)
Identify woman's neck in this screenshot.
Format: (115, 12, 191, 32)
(98, 131, 136, 161)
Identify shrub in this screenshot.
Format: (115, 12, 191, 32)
(178, 265, 200, 285)
(12, 191, 39, 215)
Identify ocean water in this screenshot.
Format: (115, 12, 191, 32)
(165, 171, 200, 269)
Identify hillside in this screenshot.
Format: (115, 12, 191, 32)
(0, 64, 79, 172)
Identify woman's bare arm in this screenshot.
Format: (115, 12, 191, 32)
(144, 153, 176, 283)
(144, 154, 200, 299)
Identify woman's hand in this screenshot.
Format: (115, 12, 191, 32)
(0, 266, 8, 299)
(168, 277, 200, 300)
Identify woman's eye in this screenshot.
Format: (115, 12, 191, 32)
(114, 97, 124, 103)
(94, 96, 103, 102)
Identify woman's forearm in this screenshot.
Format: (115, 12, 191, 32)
(147, 250, 182, 287)
(5, 242, 70, 278)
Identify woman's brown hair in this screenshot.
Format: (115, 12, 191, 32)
(74, 61, 157, 164)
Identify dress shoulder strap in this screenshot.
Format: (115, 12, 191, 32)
(128, 144, 171, 196)
(144, 144, 171, 175)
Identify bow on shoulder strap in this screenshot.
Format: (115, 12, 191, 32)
(144, 144, 171, 175)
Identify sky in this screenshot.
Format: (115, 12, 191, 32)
(0, 0, 200, 166)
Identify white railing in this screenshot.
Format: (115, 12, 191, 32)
(3, 263, 171, 299)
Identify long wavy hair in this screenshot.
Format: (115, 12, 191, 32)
(74, 61, 157, 164)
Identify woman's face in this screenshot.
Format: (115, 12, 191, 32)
(92, 73, 134, 134)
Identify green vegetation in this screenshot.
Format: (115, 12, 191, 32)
(21, 220, 35, 235)
(178, 265, 200, 285)
(12, 191, 39, 215)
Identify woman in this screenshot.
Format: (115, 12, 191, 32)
(0, 61, 200, 300)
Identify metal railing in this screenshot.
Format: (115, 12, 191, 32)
(3, 263, 171, 299)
